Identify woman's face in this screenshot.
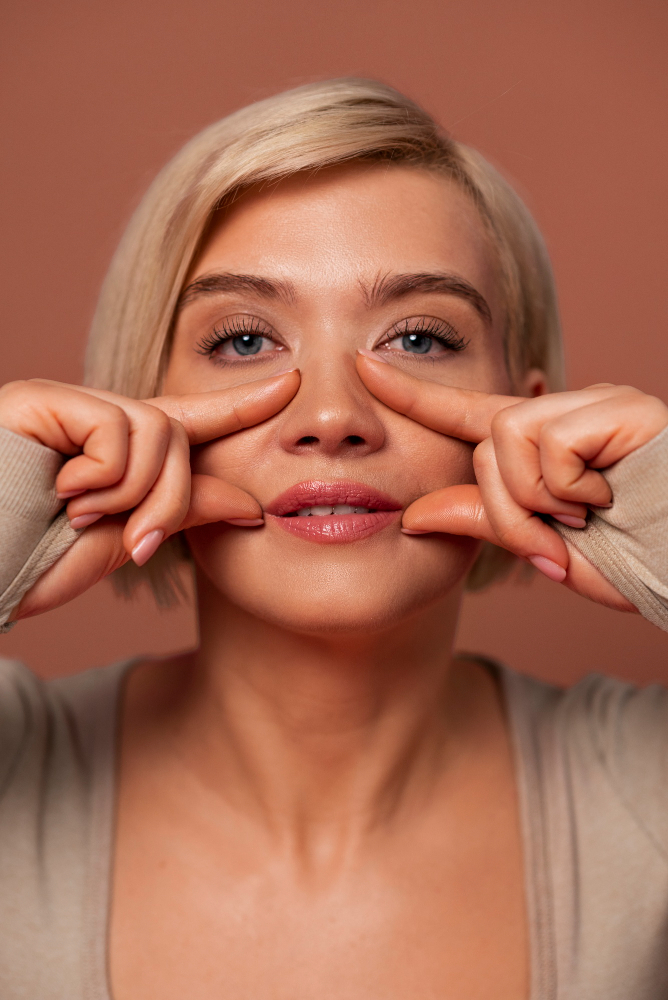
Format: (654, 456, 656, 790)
(164, 164, 511, 634)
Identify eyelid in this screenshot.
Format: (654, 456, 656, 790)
(377, 315, 468, 351)
(195, 314, 283, 356)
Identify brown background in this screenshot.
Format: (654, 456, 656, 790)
(1, 0, 667, 684)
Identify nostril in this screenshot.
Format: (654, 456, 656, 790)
(345, 435, 365, 446)
(297, 436, 318, 445)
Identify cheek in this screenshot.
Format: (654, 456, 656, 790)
(191, 419, 477, 498)
(396, 427, 476, 496)
(190, 425, 279, 489)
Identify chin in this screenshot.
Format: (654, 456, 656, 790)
(187, 522, 478, 636)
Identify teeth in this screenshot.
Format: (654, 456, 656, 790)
(294, 505, 372, 517)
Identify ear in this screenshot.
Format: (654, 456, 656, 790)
(520, 368, 548, 398)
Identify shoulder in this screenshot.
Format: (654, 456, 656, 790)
(0, 657, 127, 994)
(504, 666, 668, 749)
(0, 657, 130, 797)
(505, 667, 668, 856)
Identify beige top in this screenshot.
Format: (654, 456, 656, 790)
(1, 425, 668, 998)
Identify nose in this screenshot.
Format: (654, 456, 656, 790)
(277, 354, 386, 457)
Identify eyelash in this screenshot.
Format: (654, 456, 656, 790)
(383, 317, 468, 352)
(194, 315, 469, 361)
(195, 316, 277, 359)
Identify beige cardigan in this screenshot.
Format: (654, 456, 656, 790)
(1, 425, 668, 999)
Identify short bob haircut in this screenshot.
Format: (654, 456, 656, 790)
(85, 78, 565, 602)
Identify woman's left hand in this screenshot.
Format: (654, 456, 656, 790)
(357, 352, 668, 611)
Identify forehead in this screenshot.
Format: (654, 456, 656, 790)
(192, 165, 499, 303)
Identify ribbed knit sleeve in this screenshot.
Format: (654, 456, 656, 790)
(553, 424, 668, 631)
(0, 428, 80, 632)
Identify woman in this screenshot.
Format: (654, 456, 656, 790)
(0, 79, 667, 999)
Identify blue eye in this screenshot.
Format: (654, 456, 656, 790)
(195, 317, 281, 363)
(232, 334, 264, 355)
(402, 333, 432, 354)
(380, 317, 468, 358)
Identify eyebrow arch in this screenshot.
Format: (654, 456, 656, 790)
(363, 271, 492, 324)
(178, 272, 296, 309)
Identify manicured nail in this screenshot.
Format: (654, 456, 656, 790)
(552, 514, 587, 529)
(528, 555, 567, 582)
(131, 529, 164, 566)
(591, 501, 613, 509)
(357, 348, 388, 364)
(225, 518, 264, 527)
(69, 512, 104, 530)
(401, 527, 430, 535)
(57, 488, 86, 499)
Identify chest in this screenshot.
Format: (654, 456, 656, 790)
(109, 795, 528, 999)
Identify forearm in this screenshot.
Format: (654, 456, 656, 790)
(0, 428, 79, 632)
(553, 424, 668, 631)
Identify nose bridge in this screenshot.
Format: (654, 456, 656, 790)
(277, 352, 386, 456)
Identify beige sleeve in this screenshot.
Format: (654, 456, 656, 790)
(553, 424, 668, 631)
(0, 428, 80, 633)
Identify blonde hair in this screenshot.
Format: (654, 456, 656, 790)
(85, 78, 564, 601)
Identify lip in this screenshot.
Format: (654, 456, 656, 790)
(265, 480, 403, 544)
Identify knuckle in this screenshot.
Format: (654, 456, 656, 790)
(493, 521, 523, 552)
(512, 482, 542, 511)
(150, 405, 172, 432)
(0, 379, 29, 398)
(168, 416, 189, 446)
(102, 403, 130, 433)
(539, 420, 571, 453)
(491, 404, 524, 439)
(0, 380, 36, 411)
(472, 438, 495, 471)
(643, 395, 668, 422)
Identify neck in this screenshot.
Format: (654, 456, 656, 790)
(127, 576, 490, 864)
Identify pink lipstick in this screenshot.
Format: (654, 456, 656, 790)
(265, 480, 402, 544)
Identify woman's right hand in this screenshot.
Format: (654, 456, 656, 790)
(0, 371, 300, 619)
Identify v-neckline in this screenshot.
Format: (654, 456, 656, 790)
(95, 659, 552, 1000)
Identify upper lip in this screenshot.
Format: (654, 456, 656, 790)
(265, 480, 403, 517)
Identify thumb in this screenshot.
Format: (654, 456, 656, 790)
(179, 474, 263, 530)
(402, 485, 500, 544)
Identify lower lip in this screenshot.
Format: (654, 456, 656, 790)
(267, 510, 401, 544)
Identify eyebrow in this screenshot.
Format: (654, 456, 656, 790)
(178, 272, 296, 309)
(362, 271, 492, 324)
(178, 268, 492, 324)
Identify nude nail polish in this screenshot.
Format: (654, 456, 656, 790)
(528, 555, 567, 583)
(401, 527, 430, 535)
(69, 512, 104, 530)
(552, 514, 587, 529)
(131, 529, 164, 566)
(57, 488, 86, 499)
(225, 518, 264, 526)
(357, 348, 388, 363)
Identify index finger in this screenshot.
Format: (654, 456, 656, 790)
(148, 369, 300, 444)
(356, 351, 521, 442)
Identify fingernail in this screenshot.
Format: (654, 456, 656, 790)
(401, 527, 430, 535)
(591, 501, 613, 509)
(552, 514, 587, 529)
(57, 488, 86, 499)
(528, 555, 567, 582)
(69, 512, 104, 530)
(131, 529, 164, 566)
(225, 518, 264, 527)
(357, 348, 388, 364)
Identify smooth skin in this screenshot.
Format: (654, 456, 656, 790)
(2, 163, 667, 1000)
